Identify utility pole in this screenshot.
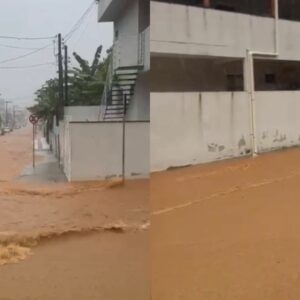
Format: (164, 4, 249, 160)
(12, 105, 16, 129)
(122, 94, 127, 183)
(64, 45, 69, 106)
(5, 101, 11, 127)
(57, 33, 64, 124)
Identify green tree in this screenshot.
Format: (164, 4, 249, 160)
(29, 45, 108, 120)
(68, 45, 108, 105)
(29, 79, 59, 121)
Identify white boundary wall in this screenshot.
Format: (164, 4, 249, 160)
(256, 91, 300, 152)
(151, 91, 300, 171)
(64, 106, 100, 122)
(64, 121, 149, 181)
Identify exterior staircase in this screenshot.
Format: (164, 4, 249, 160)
(103, 66, 142, 121)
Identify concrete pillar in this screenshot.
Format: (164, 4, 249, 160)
(203, 0, 210, 8)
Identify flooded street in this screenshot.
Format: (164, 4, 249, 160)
(0, 127, 149, 300)
(152, 149, 300, 300)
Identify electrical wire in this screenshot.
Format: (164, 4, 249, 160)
(0, 1, 96, 66)
(0, 35, 55, 41)
(5, 95, 33, 101)
(71, 4, 95, 47)
(0, 62, 55, 70)
(64, 1, 95, 42)
(0, 43, 42, 50)
(0, 42, 54, 64)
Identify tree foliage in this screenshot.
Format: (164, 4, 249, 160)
(29, 45, 109, 119)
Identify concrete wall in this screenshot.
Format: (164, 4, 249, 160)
(64, 106, 100, 122)
(151, 91, 300, 171)
(98, 0, 112, 20)
(127, 72, 150, 121)
(66, 121, 149, 181)
(60, 118, 71, 180)
(151, 92, 251, 171)
(151, 1, 300, 61)
(100, 0, 149, 70)
(49, 116, 60, 158)
(114, 0, 139, 68)
(139, 27, 150, 71)
(256, 91, 300, 152)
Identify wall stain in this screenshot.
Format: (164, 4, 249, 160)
(238, 136, 246, 149)
(105, 174, 119, 180)
(262, 131, 268, 139)
(185, 6, 191, 38)
(167, 164, 192, 171)
(208, 143, 218, 152)
(198, 93, 202, 120)
(245, 148, 252, 155)
(273, 131, 287, 143)
(131, 172, 141, 176)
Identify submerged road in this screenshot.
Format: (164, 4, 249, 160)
(152, 148, 300, 300)
(0, 127, 149, 300)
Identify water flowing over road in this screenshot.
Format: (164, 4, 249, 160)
(0, 127, 149, 300)
(152, 147, 300, 300)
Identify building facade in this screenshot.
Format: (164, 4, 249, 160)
(98, 0, 150, 122)
(51, 1, 150, 182)
(151, 0, 300, 171)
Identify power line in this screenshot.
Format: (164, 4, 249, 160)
(64, 1, 95, 42)
(0, 43, 42, 50)
(0, 35, 55, 41)
(0, 2, 96, 66)
(5, 95, 33, 101)
(71, 4, 95, 47)
(0, 62, 55, 70)
(0, 42, 54, 65)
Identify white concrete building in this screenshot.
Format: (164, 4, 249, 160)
(151, 0, 300, 171)
(98, 0, 150, 121)
(49, 1, 151, 182)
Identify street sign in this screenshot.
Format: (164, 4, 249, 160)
(29, 114, 39, 169)
(29, 114, 39, 125)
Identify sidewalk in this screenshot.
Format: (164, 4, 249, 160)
(18, 136, 67, 183)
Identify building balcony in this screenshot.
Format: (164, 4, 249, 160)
(111, 27, 150, 71)
(151, 1, 300, 61)
(98, 0, 130, 22)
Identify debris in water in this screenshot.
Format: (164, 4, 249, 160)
(0, 244, 32, 266)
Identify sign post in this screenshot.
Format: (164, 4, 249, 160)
(29, 114, 39, 169)
(122, 94, 127, 183)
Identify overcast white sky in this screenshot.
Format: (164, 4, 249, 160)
(0, 0, 113, 107)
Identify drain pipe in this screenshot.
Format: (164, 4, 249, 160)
(247, 0, 279, 156)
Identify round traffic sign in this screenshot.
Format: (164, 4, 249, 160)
(29, 114, 39, 125)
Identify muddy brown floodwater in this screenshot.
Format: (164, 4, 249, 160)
(152, 148, 300, 300)
(0, 127, 149, 300)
